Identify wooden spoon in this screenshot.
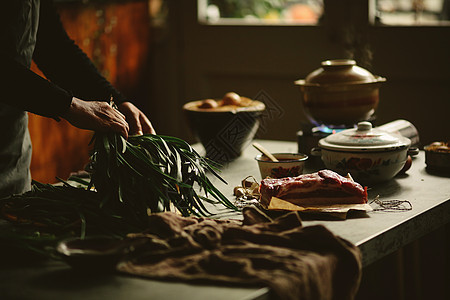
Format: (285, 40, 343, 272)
(252, 142, 279, 162)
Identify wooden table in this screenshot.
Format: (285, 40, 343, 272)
(1, 140, 449, 300)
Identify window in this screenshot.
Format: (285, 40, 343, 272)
(375, 0, 450, 25)
(198, 0, 450, 26)
(198, 0, 323, 25)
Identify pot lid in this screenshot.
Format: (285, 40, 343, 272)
(294, 59, 387, 87)
(307, 59, 376, 84)
(319, 121, 411, 152)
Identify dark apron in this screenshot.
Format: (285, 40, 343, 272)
(0, 0, 40, 198)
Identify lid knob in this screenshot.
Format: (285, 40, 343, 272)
(357, 121, 372, 132)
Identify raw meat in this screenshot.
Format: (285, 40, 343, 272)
(259, 170, 368, 207)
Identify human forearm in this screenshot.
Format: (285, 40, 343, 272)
(33, 0, 127, 104)
(0, 57, 72, 118)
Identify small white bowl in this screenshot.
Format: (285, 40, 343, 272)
(255, 153, 308, 179)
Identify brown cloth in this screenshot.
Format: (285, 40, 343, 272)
(118, 207, 362, 300)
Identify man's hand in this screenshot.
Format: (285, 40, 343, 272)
(63, 97, 130, 139)
(118, 101, 156, 136)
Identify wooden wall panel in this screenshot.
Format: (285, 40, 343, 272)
(29, 0, 151, 183)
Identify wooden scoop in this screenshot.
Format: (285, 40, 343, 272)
(252, 142, 279, 162)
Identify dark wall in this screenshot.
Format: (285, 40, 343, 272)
(148, 0, 450, 147)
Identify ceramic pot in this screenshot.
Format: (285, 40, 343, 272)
(311, 121, 419, 185)
(294, 59, 386, 125)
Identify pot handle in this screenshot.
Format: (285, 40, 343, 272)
(310, 147, 322, 157)
(408, 147, 420, 156)
(374, 76, 387, 83)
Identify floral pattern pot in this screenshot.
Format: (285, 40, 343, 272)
(311, 122, 419, 185)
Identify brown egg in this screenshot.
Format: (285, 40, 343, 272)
(435, 145, 450, 152)
(222, 92, 242, 106)
(198, 99, 219, 109)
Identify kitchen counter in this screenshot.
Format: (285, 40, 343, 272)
(1, 140, 449, 300)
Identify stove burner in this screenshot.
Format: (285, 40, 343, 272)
(297, 124, 356, 169)
(311, 124, 354, 135)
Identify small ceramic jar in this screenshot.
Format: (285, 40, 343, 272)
(424, 142, 450, 174)
(311, 121, 419, 185)
(255, 153, 308, 179)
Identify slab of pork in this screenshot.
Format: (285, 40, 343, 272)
(259, 170, 368, 207)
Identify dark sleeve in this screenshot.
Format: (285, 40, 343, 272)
(0, 0, 73, 118)
(32, 0, 127, 104)
(1, 57, 73, 118)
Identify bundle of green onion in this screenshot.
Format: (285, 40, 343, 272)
(89, 133, 236, 227)
(0, 133, 236, 253)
